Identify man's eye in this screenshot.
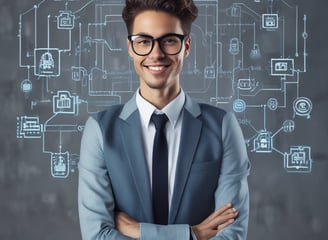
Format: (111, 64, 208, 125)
(136, 39, 151, 45)
(162, 38, 178, 45)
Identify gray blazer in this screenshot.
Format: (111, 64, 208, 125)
(78, 94, 250, 240)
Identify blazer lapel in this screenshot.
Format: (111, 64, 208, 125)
(169, 96, 202, 223)
(119, 98, 153, 222)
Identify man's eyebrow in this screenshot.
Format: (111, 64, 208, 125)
(132, 32, 152, 36)
(131, 32, 181, 38)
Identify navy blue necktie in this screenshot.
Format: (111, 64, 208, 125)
(151, 113, 169, 225)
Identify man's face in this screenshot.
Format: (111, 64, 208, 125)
(127, 10, 191, 94)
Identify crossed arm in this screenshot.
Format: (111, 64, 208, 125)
(115, 203, 239, 240)
(79, 113, 250, 240)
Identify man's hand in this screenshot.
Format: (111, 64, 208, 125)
(191, 203, 238, 240)
(115, 212, 140, 239)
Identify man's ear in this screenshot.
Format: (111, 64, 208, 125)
(184, 37, 191, 57)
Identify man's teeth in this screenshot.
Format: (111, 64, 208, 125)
(148, 66, 165, 71)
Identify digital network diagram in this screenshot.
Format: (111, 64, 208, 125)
(16, 0, 313, 178)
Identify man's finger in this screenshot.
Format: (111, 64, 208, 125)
(211, 210, 238, 229)
(203, 203, 233, 223)
(217, 219, 235, 233)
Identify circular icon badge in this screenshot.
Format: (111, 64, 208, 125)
(283, 120, 295, 133)
(233, 99, 246, 113)
(293, 97, 312, 118)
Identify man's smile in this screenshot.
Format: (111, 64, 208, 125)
(143, 63, 171, 74)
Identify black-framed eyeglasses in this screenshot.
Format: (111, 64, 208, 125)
(128, 33, 186, 56)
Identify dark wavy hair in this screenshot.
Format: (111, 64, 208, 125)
(122, 0, 198, 35)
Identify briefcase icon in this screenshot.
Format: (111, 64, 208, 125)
(53, 91, 77, 115)
(57, 11, 75, 29)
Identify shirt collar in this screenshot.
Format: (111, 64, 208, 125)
(136, 89, 185, 128)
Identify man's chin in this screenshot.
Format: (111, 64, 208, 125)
(144, 81, 168, 90)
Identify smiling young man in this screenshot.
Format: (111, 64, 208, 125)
(78, 0, 250, 239)
(127, 10, 186, 109)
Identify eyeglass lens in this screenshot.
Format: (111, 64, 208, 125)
(131, 34, 183, 56)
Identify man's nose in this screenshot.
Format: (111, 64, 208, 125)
(149, 40, 165, 58)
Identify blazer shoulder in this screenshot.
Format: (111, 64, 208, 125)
(198, 103, 227, 123)
(91, 104, 124, 131)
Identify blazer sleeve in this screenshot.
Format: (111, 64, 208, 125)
(78, 117, 133, 240)
(139, 223, 190, 240)
(212, 112, 251, 240)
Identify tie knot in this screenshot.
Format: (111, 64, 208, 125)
(151, 113, 168, 131)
